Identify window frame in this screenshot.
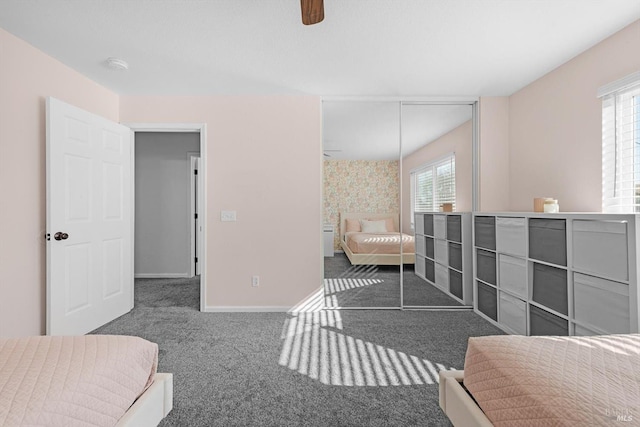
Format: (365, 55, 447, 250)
(410, 153, 456, 229)
(600, 72, 640, 213)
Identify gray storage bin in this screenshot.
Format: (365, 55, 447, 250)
(447, 215, 462, 243)
(425, 237, 435, 259)
(415, 256, 426, 278)
(532, 262, 568, 315)
(435, 263, 449, 291)
(499, 292, 527, 335)
(415, 235, 426, 256)
(574, 273, 630, 334)
(572, 220, 628, 282)
(435, 239, 448, 265)
(496, 217, 526, 257)
(476, 249, 496, 285)
(434, 215, 447, 239)
(475, 216, 496, 250)
(424, 214, 434, 236)
(448, 242, 462, 271)
(449, 269, 463, 300)
(528, 218, 567, 266)
(425, 259, 435, 282)
(415, 213, 425, 235)
(498, 254, 527, 298)
(529, 305, 568, 336)
(477, 281, 497, 321)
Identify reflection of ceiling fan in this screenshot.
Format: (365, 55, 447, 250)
(301, 0, 324, 25)
(323, 149, 341, 157)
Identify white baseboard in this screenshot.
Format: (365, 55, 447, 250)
(202, 306, 291, 313)
(135, 273, 191, 279)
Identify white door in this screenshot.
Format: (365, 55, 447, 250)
(46, 97, 133, 336)
(189, 154, 203, 277)
(196, 157, 204, 276)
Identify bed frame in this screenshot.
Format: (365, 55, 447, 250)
(339, 212, 416, 266)
(439, 370, 493, 427)
(116, 373, 174, 426)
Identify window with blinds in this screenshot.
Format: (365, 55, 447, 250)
(600, 72, 640, 213)
(410, 154, 455, 227)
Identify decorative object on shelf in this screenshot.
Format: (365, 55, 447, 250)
(543, 198, 559, 213)
(533, 197, 546, 213)
(440, 203, 453, 212)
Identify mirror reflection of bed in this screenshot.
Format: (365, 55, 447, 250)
(322, 101, 403, 308)
(322, 100, 474, 309)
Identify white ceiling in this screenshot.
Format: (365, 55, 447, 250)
(1, 1, 638, 159)
(0, 0, 639, 97)
(323, 101, 472, 160)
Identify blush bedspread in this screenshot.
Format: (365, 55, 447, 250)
(0, 335, 158, 427)
(463, 334, 640, 426)
(344, 232, 415, 254)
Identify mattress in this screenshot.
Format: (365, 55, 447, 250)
(344, 232, 415, 254)
(0, 335, 158, 427)
(463, 334, 640, 426)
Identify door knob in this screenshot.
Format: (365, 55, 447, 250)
(54, 232, 69, 241)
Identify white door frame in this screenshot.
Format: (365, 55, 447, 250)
(127, 123, 208, 312)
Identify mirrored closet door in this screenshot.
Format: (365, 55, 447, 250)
(322, 100, 402, 308)
(400, 103, 475, 308)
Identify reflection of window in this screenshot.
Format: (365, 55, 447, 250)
(600, 73, 640, 212)
(410, 154, 455, 227)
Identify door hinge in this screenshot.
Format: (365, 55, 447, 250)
(194, 169, 198, 175)
(45, 233, 50, 241)
(194, 213, 198, 219)
(195, 257, 198, 263)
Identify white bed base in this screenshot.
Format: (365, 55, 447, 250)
(339, 212, 415, 266)
(439, 370, 493, 427)
(340, 240, 416, 265)
(116, 373, 174, 427)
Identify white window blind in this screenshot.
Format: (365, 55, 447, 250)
(601, 73, 640, 213)
(410, 154, 455, 227)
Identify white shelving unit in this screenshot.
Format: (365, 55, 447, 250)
(414, 212, 473, 305)
(472, 212, 640, 336)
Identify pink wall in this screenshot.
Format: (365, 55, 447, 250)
(478, 97, 510, 212)
(507, 20, 640, 212)
(0, 27, 322, 336)
(0, 28, 120, 337)
(401, 120, 472, 234)
(119, 96, 322, 309)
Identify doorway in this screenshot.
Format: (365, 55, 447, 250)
(128, 124, 208, 312)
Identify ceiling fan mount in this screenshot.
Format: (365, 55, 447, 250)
(301, 0, 324, 25)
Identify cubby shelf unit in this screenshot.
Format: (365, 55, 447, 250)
(472, 212, 640, 336)
(414, 212, 473, 305)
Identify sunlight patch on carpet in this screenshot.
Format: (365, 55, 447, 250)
(279, 311, 454, 386)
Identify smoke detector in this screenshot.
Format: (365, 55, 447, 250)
(105, 57, 129, 71)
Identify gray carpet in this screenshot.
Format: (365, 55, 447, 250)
(324, 253, 462, 308)
(93, 277, 504, 426)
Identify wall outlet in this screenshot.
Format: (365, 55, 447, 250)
(252, 275, 259, 287)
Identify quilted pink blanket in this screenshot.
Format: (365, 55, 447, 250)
(464, 334, 640, 426)
(0, 335, 158, 427)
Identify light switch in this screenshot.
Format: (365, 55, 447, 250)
(221, 210, 237, 222)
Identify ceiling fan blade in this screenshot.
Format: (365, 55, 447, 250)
(301, 0, 324, 25)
